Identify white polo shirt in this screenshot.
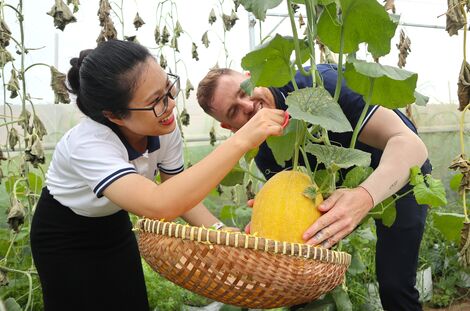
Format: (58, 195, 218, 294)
(46, 118, 184, 217)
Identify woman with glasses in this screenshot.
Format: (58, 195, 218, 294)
(30, 39, 286, 311)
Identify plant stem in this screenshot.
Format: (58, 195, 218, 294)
(24, 63, 50, 73)
(350, 78, 374, 149)
(333, 11, 345, 102)
(304, 0, 322, 86)
(0, 265, 35, 310)
(0, 119, 23, 127)
(459, 103, 470, 222)
(286, 0, 310, 76)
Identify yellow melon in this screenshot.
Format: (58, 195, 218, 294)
(251, 170, 323, 244)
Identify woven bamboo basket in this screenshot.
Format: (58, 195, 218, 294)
(136, 218, 351, 309)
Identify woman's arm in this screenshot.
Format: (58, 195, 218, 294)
(103, 108, 285, 220)
(160, 172, 220, 227)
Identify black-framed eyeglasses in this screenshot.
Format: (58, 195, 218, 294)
(127, 73, 180, 118)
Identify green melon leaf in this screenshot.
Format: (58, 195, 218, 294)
(305, 143, 371, 171)
(432, 212, 465, 244)
(241, 34, 308, 87)
(266, 119, 299, 166)
(344, 55, 418, 109)
(220, 164, 244, 186)
(240, 0, 283, 21)
(286, 87, 352, 133)
(317, 0, 398, 57)
(410, 166, 447, 207)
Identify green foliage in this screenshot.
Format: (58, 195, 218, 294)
(286, 88, 352, 133)
(241, 34, 309, 87)
(266, 119, 298, 166)
(432, 212, 465, 244)
(410, 166, 448, 207)
(317, 0, 398, 57)
(305, 143, 371, 171)
(239, 0, 283, 21)
(344, 55, 419, 109)
(220, 164, 245, 186)
(341, 166, 373, 188)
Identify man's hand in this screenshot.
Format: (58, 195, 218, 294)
(302, 187, 374, 248)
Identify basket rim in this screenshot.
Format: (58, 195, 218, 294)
(136, 218, 351, 266)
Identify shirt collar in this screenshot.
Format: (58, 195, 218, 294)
(108, 124, 160, 161)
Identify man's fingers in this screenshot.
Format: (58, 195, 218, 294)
(303, 210, 338, 241)
(320, 228, 350, 249)
(304, 219, 344, 246)
(318, 190, 344, 212)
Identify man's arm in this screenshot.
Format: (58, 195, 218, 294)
(302, 107, 428, 248)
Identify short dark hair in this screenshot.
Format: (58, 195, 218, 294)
(67, 39, 152, 124)
(196, 68, 237, 115)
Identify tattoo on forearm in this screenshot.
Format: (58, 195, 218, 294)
(389, 180, 398, 190)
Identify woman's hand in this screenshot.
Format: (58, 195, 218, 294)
(233, 109, 285, 151)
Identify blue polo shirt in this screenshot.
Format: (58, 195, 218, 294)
(254, 64, 431, 188)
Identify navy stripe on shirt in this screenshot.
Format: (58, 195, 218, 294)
(158, 164, 184, 175)
(94, 167, 137, 198)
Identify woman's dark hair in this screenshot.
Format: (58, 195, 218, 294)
(67, 39, 152, 124)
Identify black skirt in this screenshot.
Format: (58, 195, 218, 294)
(30, 187, 149, 311)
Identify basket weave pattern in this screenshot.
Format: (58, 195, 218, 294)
(137, 219, 351, 309)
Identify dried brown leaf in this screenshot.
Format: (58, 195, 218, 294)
(396, 30, 411, 68)
(159, 54, 167, 69)
(98, 0, 112, 25)
(25, 136, 45, 167)
(124, 36, 139, 43)
(223, 10, 238, 31)
(180, 108, 190, 126)
(47, 0, 77, 31)
(33, 115, 48, 139)
(458, 61, 470, 111)
(202, 31, 210, 48)
(8, 127, 18, 151)
(50, 66, 71, 104)
(133, 13, 145, 30)
(7, 198, 25, 233)
(298, 13, 305, 28)
(449, 154, 470, 193)
(209, 8, 217, 25)
(154, 27, 161, 45)
(161, 26, 170, 45)
(185, 79, 194, 99)
(446, 0, 466, 36)
(7, 69, 19, 99)
(0, 19, 12, 48)
(174, 21, 183, 38)
(170, 36, 179, 52)
(192, 42, 199, 61)
(459, 222, 470, 268)
(0, 48, 14, 68)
